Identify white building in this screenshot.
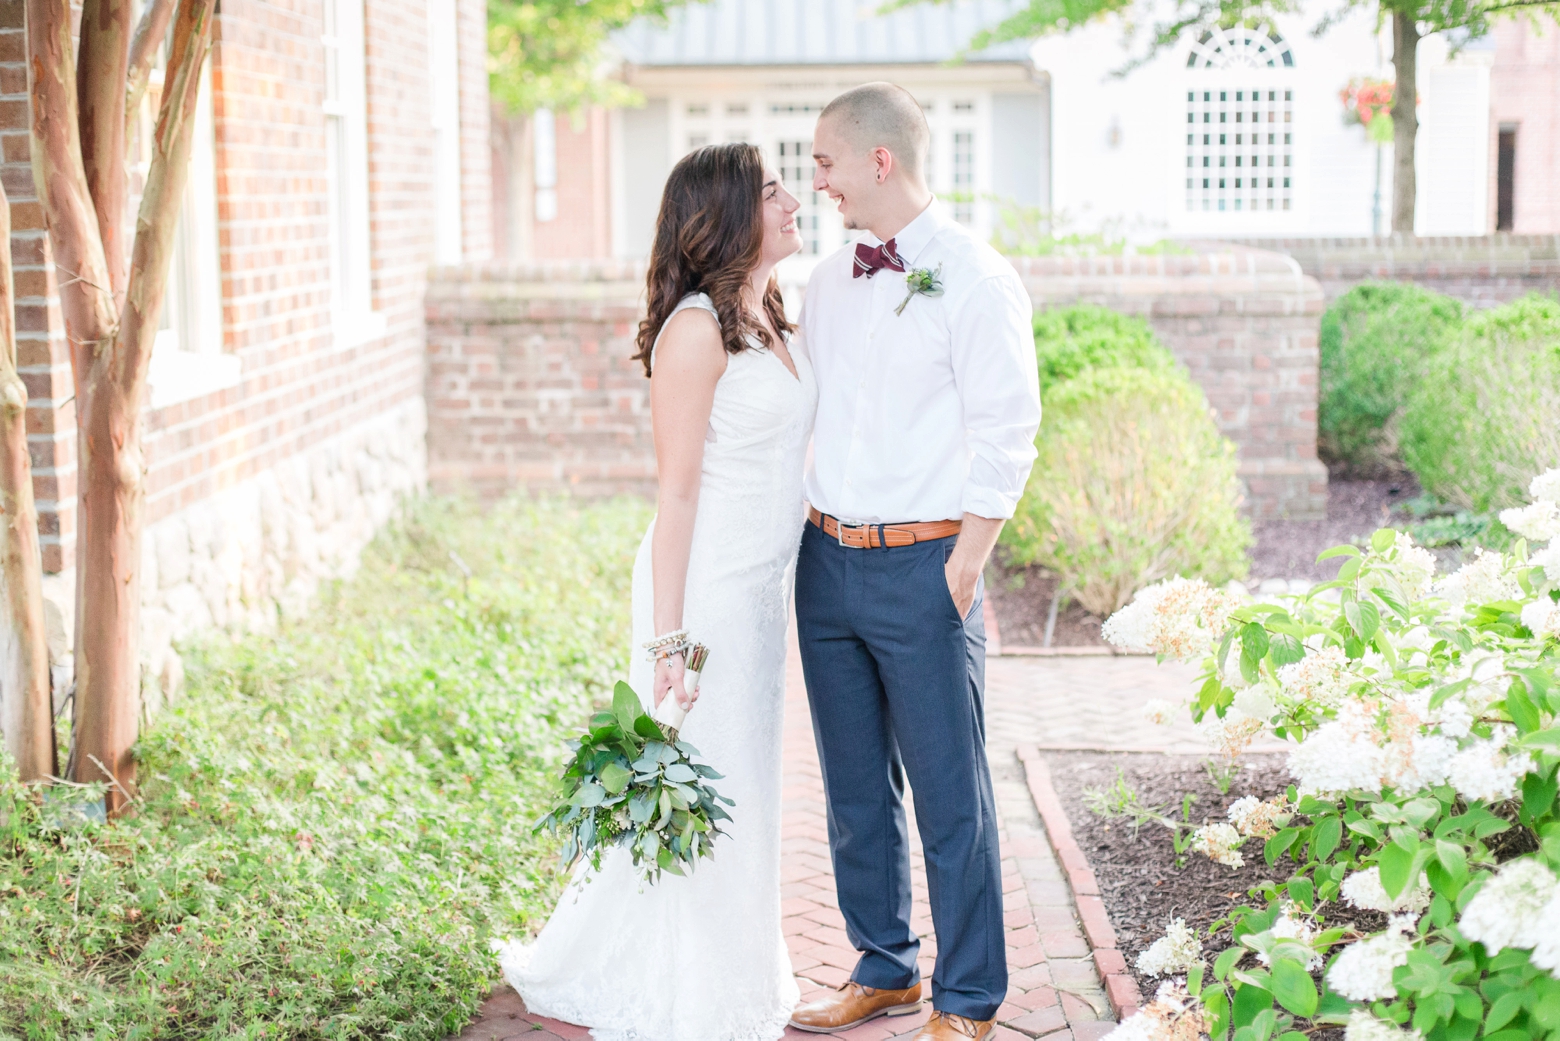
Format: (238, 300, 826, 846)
(492, 0, 1502, 264)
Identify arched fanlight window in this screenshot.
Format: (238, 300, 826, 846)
(1186, 26, 1295, 68)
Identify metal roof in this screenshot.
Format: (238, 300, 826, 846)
(613, 0, 1038, 67)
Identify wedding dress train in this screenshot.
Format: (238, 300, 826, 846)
(499, 293, 816, 1041)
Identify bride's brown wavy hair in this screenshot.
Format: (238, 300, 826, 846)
(633, 143, 793, 377)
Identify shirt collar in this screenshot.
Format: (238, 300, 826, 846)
(865, 199, 952, 270)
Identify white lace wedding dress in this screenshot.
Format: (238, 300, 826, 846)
(499, 293, 816, 1041)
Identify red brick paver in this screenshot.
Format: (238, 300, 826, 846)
(453, 623, 1115, 1040)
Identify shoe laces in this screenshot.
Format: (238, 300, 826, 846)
(929, 1011, 981, 1037)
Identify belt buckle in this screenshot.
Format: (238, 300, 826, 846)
(836, 520, 870, 549)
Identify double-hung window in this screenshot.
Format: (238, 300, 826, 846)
(323, 0, 376, 332)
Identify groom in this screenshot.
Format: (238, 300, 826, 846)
(789, 84, 1042, 1041)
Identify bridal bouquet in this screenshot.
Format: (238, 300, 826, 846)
(533, 648, 733, 883)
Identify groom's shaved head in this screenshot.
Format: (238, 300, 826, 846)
(818, 82, 929, 180)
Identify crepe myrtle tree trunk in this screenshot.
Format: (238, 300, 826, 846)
(1390, 8, 1420, 235)
(0, 182, 55, 783)
(25, 0, 216, 810)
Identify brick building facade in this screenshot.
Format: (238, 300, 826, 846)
(1490, 20, 1560, 234)
(0, 0, 490, 734)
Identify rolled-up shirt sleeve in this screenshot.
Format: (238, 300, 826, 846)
(950, 272, 1042, 519)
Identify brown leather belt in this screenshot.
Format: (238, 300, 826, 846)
(808, 506, 962, 549)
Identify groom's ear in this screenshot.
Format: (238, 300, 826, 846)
(871, 146, 895, 185)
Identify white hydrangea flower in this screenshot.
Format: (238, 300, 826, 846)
(1396, 626, 1435, 663)
(1287, 701, 1388, 796)
(1446, 725, 1534, 803)
(1190, 822, 1245, 868)
(1501, 500, 1560, 543)
(1389, 532, 1439, 599)
(1533, 542, 1560, 583)
(1227, 794, 1289, 838)
(1103, 981, 1208, 1041)
(1198, 709, 1266, 758)
(1345, 1009, 1423, 1041)
(1142, 698, 1178, 726)
(1388, 732, 1458, 793)
(1435, 549, 1521, 608)
(1232, 682, 1278, 722)
(1326, 914, 1417, 1001)
(1102, 577, 1238, 663)
(1258, 904, 1322, 970)
(1531, 467, 1560, 506)
(1458, 858, 1557, 953)
(1341, 867, 1431, 913)
(1522, 598, 1560, 638)
(1137, 918, 1203, 977)
(1276, 646, 1352, 708)
(1527, 894, 1560, 975)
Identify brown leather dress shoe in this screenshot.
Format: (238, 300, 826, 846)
(913, 1010, 996, 1041)
(788, 980, 925, 1033)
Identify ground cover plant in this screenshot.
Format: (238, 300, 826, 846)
(1101, 469, 1560, 1041)
(1002, 305, 1249, 617)
(0, 495, 650, 1039)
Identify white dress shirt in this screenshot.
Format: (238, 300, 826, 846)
(797, 201, 1042, 524)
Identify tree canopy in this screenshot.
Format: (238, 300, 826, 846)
(488, 0, 688, 113)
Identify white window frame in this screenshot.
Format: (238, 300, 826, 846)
(534, 108, 558, 222)
(323, 0, 381, 340)
(147, 50, 240, 408)
(428, 0, 463, 263)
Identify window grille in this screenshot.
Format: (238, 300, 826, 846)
(1183, 27, 1294, 214)
(777, 140, 822, 255)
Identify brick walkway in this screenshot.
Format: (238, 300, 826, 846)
(453, 630, 1205, 1041)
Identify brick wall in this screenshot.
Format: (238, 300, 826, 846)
(0, 0, 491, 570)
(426, 260, 654, 498)
(0, 0, 489, 731)
(1011, 250, 1328, 521)
(1228, 235, 1560, 305)
(427, 247, 1329, 521)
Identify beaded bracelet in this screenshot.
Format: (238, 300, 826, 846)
(643, 628, 689, 653)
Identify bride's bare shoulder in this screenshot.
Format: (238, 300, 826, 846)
(653, 301, 727, 376)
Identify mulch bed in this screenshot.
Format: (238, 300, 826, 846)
(987, 476, 1423, 648)
(1039, 750, 1385, 1002)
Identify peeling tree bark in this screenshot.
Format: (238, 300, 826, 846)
(26, 0, 217, 811)
(125, 0, 176, 143)
(77, 0, 133, 299)
(1391, 9, 1420, 235)
(0, 182, 54, 783)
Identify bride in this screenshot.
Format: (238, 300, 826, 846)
(499, 143, 815, 1041)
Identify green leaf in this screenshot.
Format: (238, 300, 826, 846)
(1371, 528, 1397, 554)
(1378, 839, 1419, 898)
(1506, 680, 1543, 735)
(1268, 632, 1305, 668)
(612, 681, 643, 736)
(634, 714, 666, 740)
(1266, 828, 1299, 865)
(1232, 983, 1275, 1029)
(1215, 946, 1245, 981)
(1434, 839, 1467, 881)
(1485, 992, 1524, 1034)
(1523, 768, 1559, 821)
(1286, 878, 1314, 910)
(575, 781, 607, 807)
(663, 763, 697, 783)
(1310, 817, 1342, 862)
(598, 761, 633, 794)
(1345, 599, 1380, 642)
(1317, 545, 1362, 562)
(1269, 959, 1318, 1018)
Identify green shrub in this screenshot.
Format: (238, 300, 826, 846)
(1399, 293, 1560, 511)
(1317, 282, 1464, 467)
(1032, 304, 1173, 389)
(0, 495, 651, 1039)
(1003, 364, 1250, 617)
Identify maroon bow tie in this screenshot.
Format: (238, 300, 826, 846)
(853, 238, 906, 279)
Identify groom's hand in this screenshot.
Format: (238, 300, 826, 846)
(945, 558, 980, 620)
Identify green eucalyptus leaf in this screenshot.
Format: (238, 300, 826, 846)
(663, 763, 698, 783)
(598, 761, 633, 794)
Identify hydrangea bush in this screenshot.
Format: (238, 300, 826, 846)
(1101, 468, 1560, 1041)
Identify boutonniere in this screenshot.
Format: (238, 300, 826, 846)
(895, 263, 944, 316)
